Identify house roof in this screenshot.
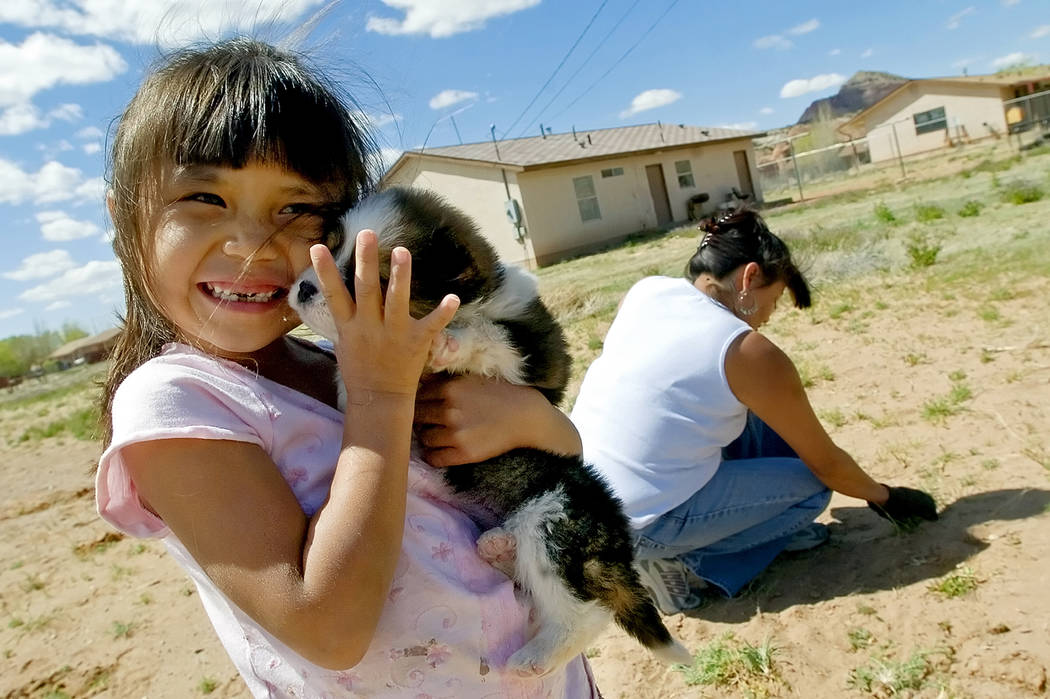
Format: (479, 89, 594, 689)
(386, 123, 763, 176)
(49, 327, 121, 359)
(840, 69, 1050, 135)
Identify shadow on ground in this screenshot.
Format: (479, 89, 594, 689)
(687, 488, 1050, 622)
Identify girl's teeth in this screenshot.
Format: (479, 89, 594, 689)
(206, 284, 278, 302)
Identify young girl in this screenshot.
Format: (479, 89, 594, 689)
(96, 38, 597, 697)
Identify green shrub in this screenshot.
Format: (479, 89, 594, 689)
(957, 200, 983, 217)
(1001, 181, 1044, 205)
(914, 203, 945, 222)
(905, 233, 940, 268)
(873, 202, 897, 224)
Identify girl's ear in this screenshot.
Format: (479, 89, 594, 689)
(739, 261, 761, 291)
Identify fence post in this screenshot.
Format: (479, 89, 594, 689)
(788, 138, 804, 202)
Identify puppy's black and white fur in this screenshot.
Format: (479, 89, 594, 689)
(290, 186, 691, 676)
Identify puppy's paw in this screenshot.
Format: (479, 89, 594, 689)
(477, 527, 517, 578)
(427, 330, 462, 371)
(507, 645, 553, 678)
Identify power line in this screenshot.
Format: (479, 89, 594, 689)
(547, 0, 682, 124)
(498, 0, 609, 140)
(516, 0, 643, 139)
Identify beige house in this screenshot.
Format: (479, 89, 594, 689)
(840, 70, 1050, 164)
(383, 123, 763, 267)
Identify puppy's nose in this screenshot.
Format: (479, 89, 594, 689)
(297, 280, 318, 304)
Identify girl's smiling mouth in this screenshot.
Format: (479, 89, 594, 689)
(199, 282, 287, 304)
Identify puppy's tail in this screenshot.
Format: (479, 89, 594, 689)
(603, 569, 693, 665)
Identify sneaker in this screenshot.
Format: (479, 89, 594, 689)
(784, 522, 830, 552)
(635, 558, 704, 614)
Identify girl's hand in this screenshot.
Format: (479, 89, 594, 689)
(310, 232, 459, 399)
(414, 374, 582, 466)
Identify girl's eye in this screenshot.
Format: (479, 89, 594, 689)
(280, 203, 322, 216)
(185, 192, 225, 206)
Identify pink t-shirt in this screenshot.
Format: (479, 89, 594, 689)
(97, 343, 597, 698)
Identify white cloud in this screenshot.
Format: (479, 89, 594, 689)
(75, 126, 104, 140)
(367, 0, 540, 38)
(0, 1, 326, 46)
(619, 89, 682, 118)
(1031, 25, 1050, 39)
(0, 33, 125, 106)
(829, 48, 841, 56)
(780, 73, 847, 98)
(429, 89, 478, 110)
(47, 103, 82, 122)
(0, 158, 101, 206)
(992, 51, 1030, 68)
(3, 249, 77, 280)
(760, 107, 775, 115)
(37, 211, 103, 241)
(82, 142, 102, 155)
(788, 18, 820, 35)
(754, 34, 792, 50)
(717, 121, 758, 131)
(0, 103, 47, 135)
(44, 300, 71, 311)
(0, 308, 25, 320)
(947, 6, 976, 30)
(1002, 0, 1020, 6)
(861, 48, 874, 58)
(18, 260, 121, 304)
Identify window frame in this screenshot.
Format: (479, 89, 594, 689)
(674, 159, 696, 188)
(573, 175, 602, 222)
(913, 106, 947, 135)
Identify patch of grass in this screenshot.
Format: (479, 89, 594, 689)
(929, 566, 979, 598)
(848, 627, 874, 651)
(198, 677, 219, 694)
(848, 648, 949, 695)
(873, 202, 897, 224)
(73, 532, 125, 560)
(914, 203, 945, 222)
(676, 633, 782, 695)
(905, 233, 941, 268)
(921, 376, 973, 422)
(903, 352, 928, 367)
(17, 405, 100, 443)
(977, 305, 1001, 322)
(957, 200, 983, 217)
(981, 458, 1000, 471)
(111, 620, 134, 639)
(1001, 181, 1044, 204)
(820, 408, 847, 428)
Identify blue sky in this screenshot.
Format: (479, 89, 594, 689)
(0, 0, 1044, 340)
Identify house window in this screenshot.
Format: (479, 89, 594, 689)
(675, 160, 695, 188)
(913, 107, 947, 135)
(601, 167, 624, 178)
(573, 175, 601, 222)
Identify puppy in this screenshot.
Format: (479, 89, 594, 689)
(290, 186, 692, 676)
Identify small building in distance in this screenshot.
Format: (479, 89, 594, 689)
(48, 327, 120, 367)
(839, 68, 1050, 163)
(383, 123, 764, 267)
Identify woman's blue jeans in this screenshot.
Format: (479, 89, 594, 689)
(632, 412, 832, 596)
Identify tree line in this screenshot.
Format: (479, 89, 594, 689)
(0, 323, 89, 378)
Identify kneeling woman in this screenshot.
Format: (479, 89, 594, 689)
(570, 208, 936, 613)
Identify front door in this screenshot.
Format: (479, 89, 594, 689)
(733, 150, 755, 197)
(645, 164, 673, 226)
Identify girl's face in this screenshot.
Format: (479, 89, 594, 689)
(149, 160, 330, 357)
(747, 280, 787, 330)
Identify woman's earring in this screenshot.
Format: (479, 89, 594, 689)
(736, 291, 757, 317)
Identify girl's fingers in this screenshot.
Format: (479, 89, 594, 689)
(353, 230, 382, 319)
(384, 246, 411, 320)
(423, 294, 460, 337)
(309, 244, 354, 321)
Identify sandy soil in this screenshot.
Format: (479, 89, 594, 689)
(3, 163, 1049, 697)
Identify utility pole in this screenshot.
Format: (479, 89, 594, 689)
(450, 115, 463, 145)
(890, 121, 906, 179)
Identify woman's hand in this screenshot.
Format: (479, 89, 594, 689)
(414, 374, 582, 466)
(868, 484, 938, 528)
(310, 232, 459, 400)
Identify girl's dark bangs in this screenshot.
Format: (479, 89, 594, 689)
(168, 68, 361, 193)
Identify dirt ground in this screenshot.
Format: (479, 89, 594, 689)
(2, 150, 1049, 697)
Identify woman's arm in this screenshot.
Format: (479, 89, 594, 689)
(125, 233, 458, 670)
(724, 331, 890, 504)
(414, 375, 582, 467)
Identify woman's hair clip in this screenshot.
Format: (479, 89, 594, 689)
(697, 218, 720, 248)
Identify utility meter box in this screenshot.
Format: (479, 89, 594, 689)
(505, 199, 522, 226)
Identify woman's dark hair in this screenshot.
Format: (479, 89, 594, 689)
(685, 207, 811, 308)
(99, 38, 379, 445)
